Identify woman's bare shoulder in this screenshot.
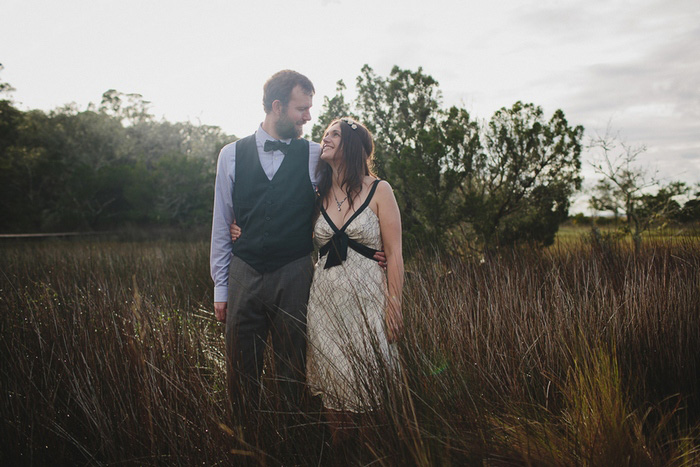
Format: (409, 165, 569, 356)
(364, 176, 392, 190)
(372, 180, 398, 213)
(375, 179, 394, 195)
(363, 175, 378, 185)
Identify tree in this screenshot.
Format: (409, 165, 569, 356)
(0, 69, 21, 159)
(1, 82, 233, 233)
(9, 108, 131, 230)
(0, 67, 31, 230)
(470, 102, 583, 249)
(152, 153, 214, 226)
(677, 185, 700, 224)
(311, 80, 351, 142)
(315, 65, 583, 253)
(354, 65, 481, 249)
(638, 182, 685, 225)
(590, 179, 622, 224)
(0, 63, 14, 95)
(97, 89, 153, 126)
(589, 131, 688, 252)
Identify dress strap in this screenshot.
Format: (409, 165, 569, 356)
(342, 179, 380, 231)
(320, 179, 381, 234)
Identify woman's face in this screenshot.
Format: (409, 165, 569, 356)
(321, 122, 342, 163)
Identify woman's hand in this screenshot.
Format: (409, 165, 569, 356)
(230, 221, 241, 242)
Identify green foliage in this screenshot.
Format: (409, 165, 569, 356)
(0, 88, 232, 233)
(473, 102, 583, 249)
(149, 153, 215, 226)
(0, 100, 27, 224)
(0, 63, 14, 95)
(97, 89, 153, 125)
(315, 65, 583, 252)
(638, 181, 686, 223)
(678, 185, 700, 223)
(590, 178, 623, 222)
(590, 135, 692, 251)
(310, 80, 351, 142)
(355, 65, 481, 248)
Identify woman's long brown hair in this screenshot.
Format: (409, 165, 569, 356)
(315, 118, 376, 213)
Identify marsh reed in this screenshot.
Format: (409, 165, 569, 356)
(1, 235, 699, 465)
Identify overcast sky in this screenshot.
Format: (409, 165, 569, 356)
(2, 0, 699, 208)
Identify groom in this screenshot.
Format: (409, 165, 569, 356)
(210, 70, 320, 411)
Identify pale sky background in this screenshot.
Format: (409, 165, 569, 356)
(2, 0, 699, 211)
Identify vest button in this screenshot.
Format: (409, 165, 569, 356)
(264, 232, 269, 236)
(265, 216, 271, 221)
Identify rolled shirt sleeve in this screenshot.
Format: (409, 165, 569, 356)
(308, 141, 321, 186)
(210, 142, 236, 303)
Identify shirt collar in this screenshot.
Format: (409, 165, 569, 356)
(256, 124, 292, 146)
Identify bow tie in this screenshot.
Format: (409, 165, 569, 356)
(264, 139, 290, 155)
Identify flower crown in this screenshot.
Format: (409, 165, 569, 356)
(340, 117, 358, 130)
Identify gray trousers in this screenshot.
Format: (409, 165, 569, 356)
(225, 255, 314, 412)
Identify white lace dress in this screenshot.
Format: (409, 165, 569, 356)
(306, 186, 397, 412)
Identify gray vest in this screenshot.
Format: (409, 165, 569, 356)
(232, 134, 315, 273)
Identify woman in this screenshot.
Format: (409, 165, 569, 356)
(306, 117, 404, 434)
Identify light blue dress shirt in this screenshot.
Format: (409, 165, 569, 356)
(210, 125, 321, 303)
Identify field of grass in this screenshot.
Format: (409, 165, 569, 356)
(1, 234, 699, 465)
(555, 223, 700, 246)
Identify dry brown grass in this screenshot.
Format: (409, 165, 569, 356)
(1, 235, 699, 465)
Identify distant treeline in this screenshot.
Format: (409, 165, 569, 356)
(1, 87, 233, 233)
(2, 64, 698, 250)
(310, 66, 700, 252)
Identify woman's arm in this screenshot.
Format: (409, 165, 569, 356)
(375, 180, 404, 343)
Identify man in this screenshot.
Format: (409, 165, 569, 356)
(210, 70, 319, 411)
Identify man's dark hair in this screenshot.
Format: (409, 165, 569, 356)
(263, 70, 315, 113)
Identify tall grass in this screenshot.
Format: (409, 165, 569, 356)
(1, 236, 699, 465)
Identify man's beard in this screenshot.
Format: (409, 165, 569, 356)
(275, 110, 302, 139)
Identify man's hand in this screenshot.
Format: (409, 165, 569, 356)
(374, 250, 387, 270)
(230, 221, 241, 242)
(214, 302, 227, 322)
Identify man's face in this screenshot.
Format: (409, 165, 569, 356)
(275, 85, 312, 139)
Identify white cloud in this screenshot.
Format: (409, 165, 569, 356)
(1, 0, 697, 187)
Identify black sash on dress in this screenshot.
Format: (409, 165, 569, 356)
(319, 180, 381, 269)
